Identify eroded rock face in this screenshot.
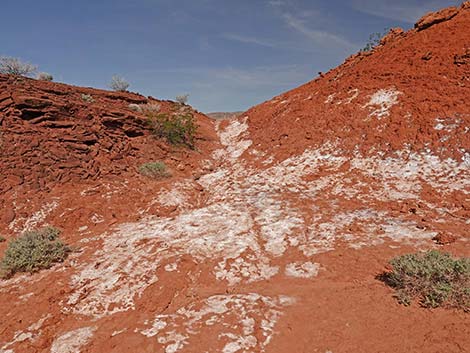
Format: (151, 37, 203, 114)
(0, 3, 469, 353)
(415, 7, 459, 30)
(0, 75, 213, 192)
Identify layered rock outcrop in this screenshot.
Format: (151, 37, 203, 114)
(0, 75, 214, 192)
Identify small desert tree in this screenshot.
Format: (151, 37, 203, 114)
(0, 56, 37, 76)
(109, 75, 130, 91)
(175, 94, 189, 105)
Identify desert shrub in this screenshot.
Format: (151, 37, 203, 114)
(0, 56, 37, 76)
(0, 226, 70, 279)
(81, 93, 95, 103)
(140, 103, 161, 115)
(361, 29, 389, 52)
(37, 72, 53, 81)
(175, 94, 189, 105)
(128, 103, 142, 112)
(0, 236, 5, 243)
(139, 162, 171, 178)
(109, 75, 129, 92)
(129, 103, 161, 114)
(381, 250, 469, 310)
(147, 110, 197, 148)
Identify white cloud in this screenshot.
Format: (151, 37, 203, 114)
(131, 64, 311, 88)
(282, 13, 358, 51)
(222, 33, 279, 48)
(207, 64, 308, 87)
(222, 31, 351, 54)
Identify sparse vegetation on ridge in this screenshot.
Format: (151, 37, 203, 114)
(37, 72, 53, 81)
(129, 103, 162, 114)
(0, 56, 37, 76)
(0, 226, 70, 279)
(145, 104, 197, 149)
(139, 162, 171, 179)
(381, 250, 470, 311)
(109, 75, 130, 92)
(175, 94, 189, 105)
(361, 29, 389, 52)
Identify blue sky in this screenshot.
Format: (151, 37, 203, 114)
(0, 0, 460, 112)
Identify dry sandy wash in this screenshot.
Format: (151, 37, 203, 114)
(1, 3, 470, 353)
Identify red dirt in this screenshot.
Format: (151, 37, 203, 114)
(244, 3, 470, 163)
(0, 3, 469, 353)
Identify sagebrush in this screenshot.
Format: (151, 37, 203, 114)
(37, 72, 53, 81)
(139, 162, 171, 179)
(381, 250, 469, 311)
(128, 103, 142, 112)
(0, 226, 70, 279)
(130, 103, 161, 114)
(81, 93, 95, 103)
(175, 94, 189, 105)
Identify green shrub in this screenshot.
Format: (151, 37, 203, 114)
(381, 250, 469, 310)
(139, 162, 171, 179)
(0, 227, 70, 279)
(0, 236, 5, 243)
(147, 110, 197, 149)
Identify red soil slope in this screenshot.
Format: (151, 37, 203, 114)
(0, 3, 469, 353)
(245, 3, 470, 162)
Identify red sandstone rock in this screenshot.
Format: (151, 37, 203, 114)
(415, 7, 459, 30)
(0, 76, 215, 192)
(433, 232, 457, 245)
(380, 27, 405, 46)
